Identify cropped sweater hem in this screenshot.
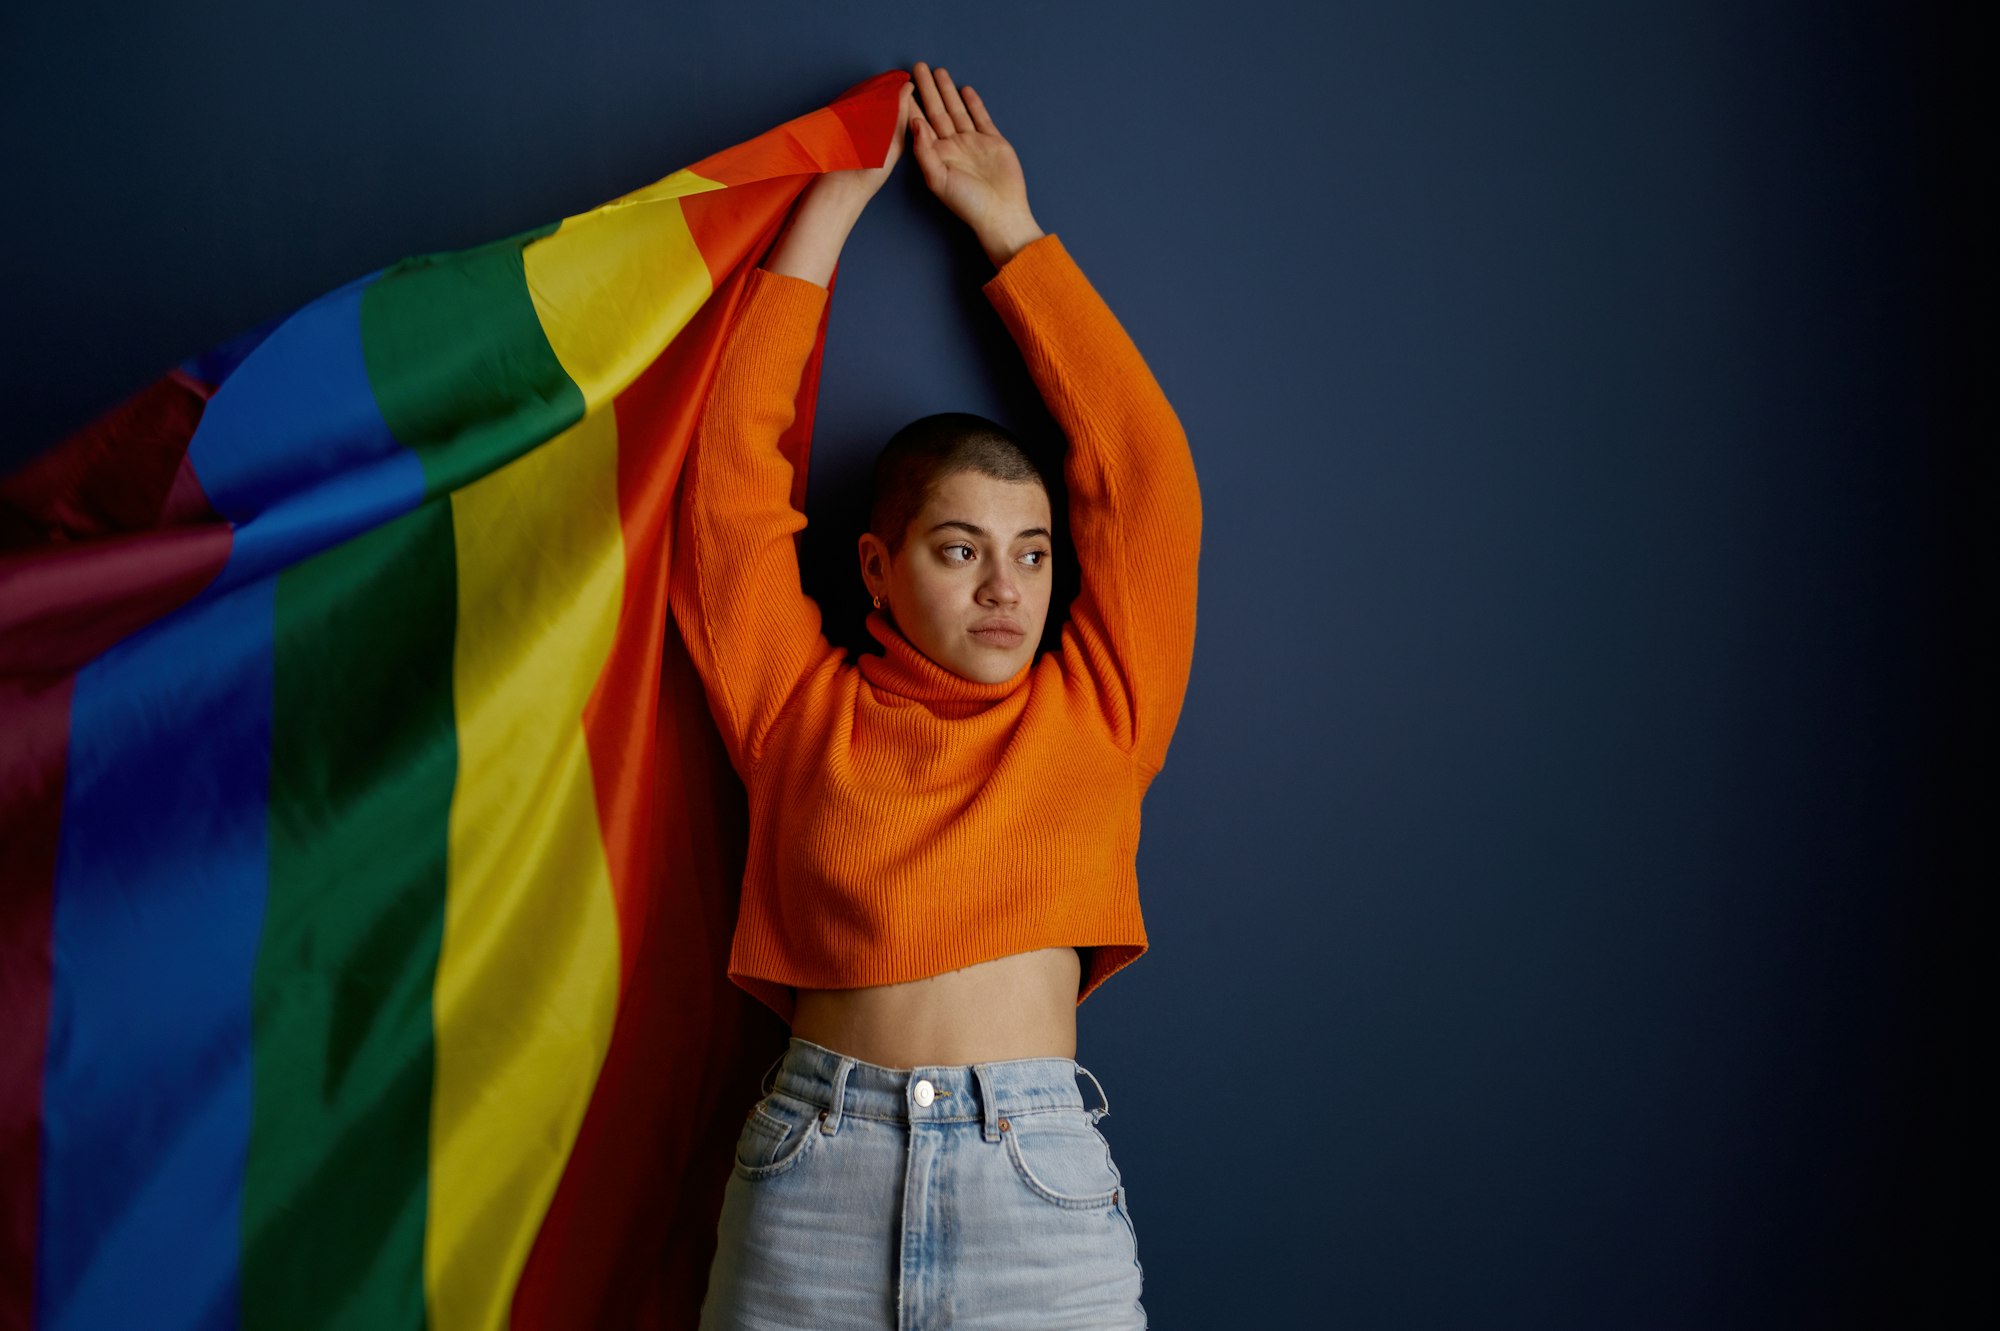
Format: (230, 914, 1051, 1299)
(728, 939, 1151, 1029)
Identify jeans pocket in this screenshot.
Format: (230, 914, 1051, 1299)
(1002, 1107, 1124, 1209)
(732, 1091, 822, 1181)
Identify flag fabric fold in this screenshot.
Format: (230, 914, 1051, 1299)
(0, 67, 907, 1331)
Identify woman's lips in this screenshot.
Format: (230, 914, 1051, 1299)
(969, 625, 1025, 646)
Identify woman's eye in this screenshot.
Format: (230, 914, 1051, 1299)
(942, 544, 1048, 567)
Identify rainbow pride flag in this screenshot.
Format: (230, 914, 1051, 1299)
(0, 68, 905, 1330)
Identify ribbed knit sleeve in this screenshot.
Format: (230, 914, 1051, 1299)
(668, 267, 842, 779)
(982, 234, 1203, 779)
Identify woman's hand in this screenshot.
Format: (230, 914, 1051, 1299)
(763, 80, 917, 287)
(908, 61, 1046, 268)
(815, 78, 918, 207)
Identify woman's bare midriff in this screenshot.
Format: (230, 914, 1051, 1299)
(788, 946, 1082, 1069)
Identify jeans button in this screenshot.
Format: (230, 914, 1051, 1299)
(913, 1078, 935, 1107)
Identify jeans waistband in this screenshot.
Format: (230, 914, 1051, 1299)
(760, 1036, 1112, 1142)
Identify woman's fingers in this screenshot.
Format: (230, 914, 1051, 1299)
(879, 82, 914, 170)
(913, 61, 954, 138)
(933, 66, 976, 133)
(961, 84, 999, 135)
(908, 105, 934, 166)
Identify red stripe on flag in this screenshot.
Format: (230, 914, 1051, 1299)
(0, 674, 72, 1331)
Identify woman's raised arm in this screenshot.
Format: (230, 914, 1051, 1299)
(911, 59, 1202, 777)
(764, 80, 916, 287)
(666, 82, 915, 778)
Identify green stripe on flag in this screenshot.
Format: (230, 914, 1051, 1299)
(360, 221, 585, 497)
(245, 501, 459, 1328)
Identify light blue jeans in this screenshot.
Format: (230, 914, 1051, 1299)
(698, 1035, 1148, 1329)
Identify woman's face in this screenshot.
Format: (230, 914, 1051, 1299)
(858, 469, 1054, 684)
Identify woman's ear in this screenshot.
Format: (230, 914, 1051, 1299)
(856, 532, 887, 599)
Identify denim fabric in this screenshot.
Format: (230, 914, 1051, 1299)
(698, 1035, 1148, 1330)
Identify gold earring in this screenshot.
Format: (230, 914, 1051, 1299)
(872, 594, 883, 609)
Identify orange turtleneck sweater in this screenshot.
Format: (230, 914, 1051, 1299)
(669, 232, 1200, 1024)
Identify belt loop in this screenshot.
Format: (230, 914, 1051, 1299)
(759, 1047, 787, 1098)
(822, 1056, 854, 1134)
(973, 1064, 1001, 1143)
(1076, 1063, 1110, 1124)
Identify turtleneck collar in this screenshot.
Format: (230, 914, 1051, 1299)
(857, 608, 1034, 703)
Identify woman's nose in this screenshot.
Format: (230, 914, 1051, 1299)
(981, 569, 1023, 604)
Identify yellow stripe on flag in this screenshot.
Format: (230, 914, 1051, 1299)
(429, 403, 627, 1329)
(522, 170, 724, 410)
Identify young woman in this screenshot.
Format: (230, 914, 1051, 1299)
(670, 60, 1201, 1329)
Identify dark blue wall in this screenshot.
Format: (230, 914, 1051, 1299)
(3, 2, 1973, 1326)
